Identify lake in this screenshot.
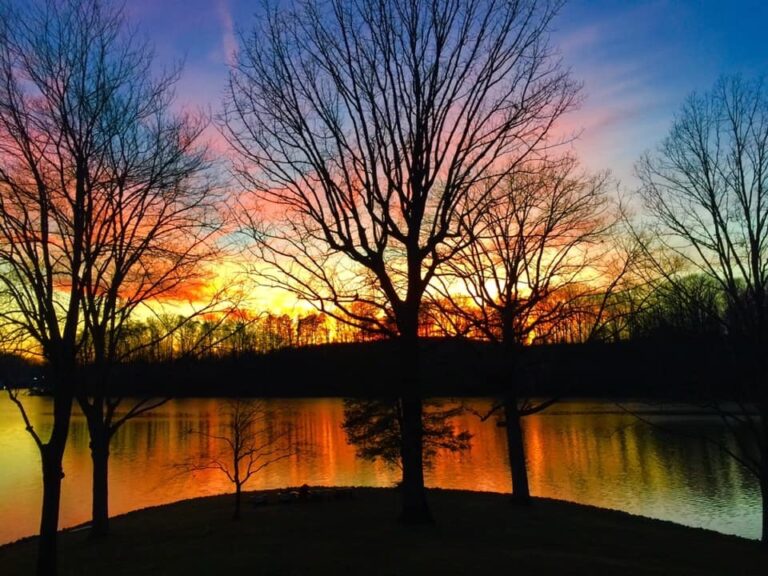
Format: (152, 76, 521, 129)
(0, 396, 760, 545)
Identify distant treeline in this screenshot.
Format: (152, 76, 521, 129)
(2, 273, 752, 401)
(28, 272, 734, 361)
(70, 336, 736, 400)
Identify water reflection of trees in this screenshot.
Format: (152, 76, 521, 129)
(342, 399, 471, 469)
(1, 398, 761, 545)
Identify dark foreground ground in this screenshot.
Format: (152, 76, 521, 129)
(0, 488, 765, 575)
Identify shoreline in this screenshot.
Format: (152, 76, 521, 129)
(0, 482, 759, 549)
(13, 391, 756, 416)
(2, 485, 757, 548)
(4, 338, 746, 400)
(1, 487, 764, 575)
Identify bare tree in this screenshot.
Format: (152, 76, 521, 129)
(78, 305, 236, 539)
(433, 155, 625, 503)
(0, 0, 225, 555)
(635, 75, 768, 544)
(178, 398, 296, 520)
(626, 274, 725, 341)
(72, 30, 222, 536)
(0, 0, 117, 572)
(225, 0, 578, 523)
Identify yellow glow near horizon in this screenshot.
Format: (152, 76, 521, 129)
(136, 256, 318, 320)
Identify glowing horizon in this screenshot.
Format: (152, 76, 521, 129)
(110, 0, 768, 315)
(3, 0, 763, 322)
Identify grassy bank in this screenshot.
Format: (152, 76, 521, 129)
(0, 488, 764, 575)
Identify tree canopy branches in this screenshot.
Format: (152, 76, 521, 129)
(226, 0, 579, 334)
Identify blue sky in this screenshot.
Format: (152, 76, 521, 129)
(552, 0, 768, 183)
(124, 0, 768, 187)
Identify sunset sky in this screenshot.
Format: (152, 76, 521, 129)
(108, 0, 768, 312)
(123, 0, 768, 188)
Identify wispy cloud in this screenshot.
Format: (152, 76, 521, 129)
(550, 1, 701, 185)
(217, 0, 238, 66)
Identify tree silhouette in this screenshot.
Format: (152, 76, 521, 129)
(342, 398, 471, 467)
(433, 155, 625, 502)
(0, 0, 226, 550)
(179, 398, 296, 520)
(56, 0, 222, 538)
(0, 0, 116, 571)
(635, 75, 768, 544)
(626, 275, 725, 342)
(225, 0, 578, 523)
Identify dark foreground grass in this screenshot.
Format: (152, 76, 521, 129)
(0, 488, 765, 575)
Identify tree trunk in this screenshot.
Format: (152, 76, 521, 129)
(234, 483, 242, 521)
(397, 330, 431, 524)
(89, 428, 110, 538)
(761, 474, 767, 547)
(760, 398, 768, 547)
(759, 332, 768, 547)
(80, 390, 111, 539)
(36, 374, 74, 576)
(504, 399, 531, 504)
(400, 394, 431, 523)
(37, 447, 64, 576)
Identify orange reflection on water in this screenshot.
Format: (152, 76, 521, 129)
(425, 401, 510, 493)
(0, 397, 760, 545)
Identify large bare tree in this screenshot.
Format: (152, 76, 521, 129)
(0, 0, 221, 566)
(224, 0, 578, 523)
(0, 0, 115, 572)
(433, 155, 623, 503)
(72, 24, 221, 538)
(636, 75, 768, 544)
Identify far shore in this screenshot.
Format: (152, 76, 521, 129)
(3, 337, 749, 401)
(0, 487, 764, 575)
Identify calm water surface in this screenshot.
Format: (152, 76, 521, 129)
(0, 397, 760, 545)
